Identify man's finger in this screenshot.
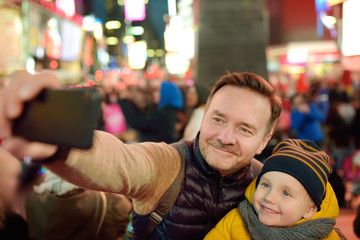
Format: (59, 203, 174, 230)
(18, 72, 60, 101)
(5, 70, 31, 119)
(0, 89, 11, 138)
(2, 137, 57, 160)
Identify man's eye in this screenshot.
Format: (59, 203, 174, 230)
(213, 118, 223, 124)
(239, 127, 252, 136)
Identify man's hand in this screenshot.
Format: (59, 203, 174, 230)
(0, 71, 60, 160)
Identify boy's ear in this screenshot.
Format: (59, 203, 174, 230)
(303, 203, 317, 219)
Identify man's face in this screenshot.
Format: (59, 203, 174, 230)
(199, 86, 272, 176)
(253, 171, 317, 226)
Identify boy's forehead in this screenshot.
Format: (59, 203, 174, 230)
(261, 171, 307, 193)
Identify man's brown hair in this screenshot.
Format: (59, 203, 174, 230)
(208, 72, 283, 131)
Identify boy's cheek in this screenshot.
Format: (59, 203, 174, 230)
(252, 190, 262, 213)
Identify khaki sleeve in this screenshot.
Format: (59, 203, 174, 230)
(46, 130, 181, 214)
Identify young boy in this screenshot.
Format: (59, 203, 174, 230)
(205, 139, 341, 240)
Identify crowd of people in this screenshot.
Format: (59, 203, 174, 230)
(0, 69, 360, 239)
(96, 74, 211, 145)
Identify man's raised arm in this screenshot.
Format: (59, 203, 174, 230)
(46, 131, 181, 213)
(0, 71, 181, 214)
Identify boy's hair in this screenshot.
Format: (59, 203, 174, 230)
(256, 139, 332, 211)
(208, 72, 282, 131)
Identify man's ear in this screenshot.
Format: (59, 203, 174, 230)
(256, 131, 273, 155)
(303, 203, 317, 219)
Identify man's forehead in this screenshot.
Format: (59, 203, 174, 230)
(209, 87, 270, 111)
(206, 86, 271, 126)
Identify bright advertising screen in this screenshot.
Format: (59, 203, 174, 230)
(342, 0, 360, 56)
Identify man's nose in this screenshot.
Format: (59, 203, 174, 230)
(218, 125, 236, 145)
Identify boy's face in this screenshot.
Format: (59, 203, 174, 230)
(253, 171, 317, 227)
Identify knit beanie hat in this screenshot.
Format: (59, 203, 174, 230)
(256, 139, 332, 211)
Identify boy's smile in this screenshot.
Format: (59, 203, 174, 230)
(253, 171, 318, 226)
(260, 205, 280, 215)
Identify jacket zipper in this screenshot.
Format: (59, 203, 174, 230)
(216, 177, 224, 202)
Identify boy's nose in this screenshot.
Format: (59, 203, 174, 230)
(264, 190, 277, 204)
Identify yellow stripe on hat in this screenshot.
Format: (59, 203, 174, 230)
(273, 142, 331, 168)
(272, 141, 283, 153)
(276, 145, 332, 173)
(271, 152, 326, 190)
(298, 140, 321, 152)
(293, 139, 302, 148)
(280, 150, 330, 179)
(272, 145, 331, 179)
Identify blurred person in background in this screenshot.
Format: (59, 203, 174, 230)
(352, 92, 360, 151)
(342, 92, 360, 206)
(328, 157, 347, 208)
(329, 82, 348, 105)
(291, 93, 327, 147)
(102, 90, 127, 137)
(0, 148, 28, 239)
(26, 170, 132, 240)
(183, 83, 210, 141)
(327, 93, 355, 170)
(120, 81, 184, 143)
(274, 92, 291, 140)
(128, 84, 150, 112)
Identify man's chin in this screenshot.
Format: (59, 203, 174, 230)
(206, 155, 238, 174)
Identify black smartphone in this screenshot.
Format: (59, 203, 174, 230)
(13, 88, 101, 149)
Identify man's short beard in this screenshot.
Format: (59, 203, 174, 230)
(199, 139, 245, 175)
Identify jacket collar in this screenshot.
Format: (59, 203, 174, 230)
(193, 133, 251, 181)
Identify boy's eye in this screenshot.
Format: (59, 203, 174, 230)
(282, 191, 291, 197)
(261, 183, 270, 188)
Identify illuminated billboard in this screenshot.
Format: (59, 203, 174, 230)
(128, 41, 147, 69)
(342, 0, 360, 56)
(124, 0, 146, 21)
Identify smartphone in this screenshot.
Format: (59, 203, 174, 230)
(13, 88, 101, 149)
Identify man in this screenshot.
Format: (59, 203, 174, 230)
(0, 71, 282, 239)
